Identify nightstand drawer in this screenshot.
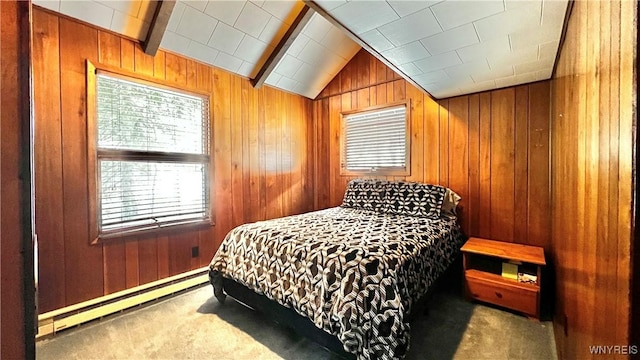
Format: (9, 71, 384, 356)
(466, 277, 538, 316)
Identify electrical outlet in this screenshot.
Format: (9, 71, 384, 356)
(191, 246, 199, 258)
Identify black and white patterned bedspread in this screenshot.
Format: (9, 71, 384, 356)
(209, 206, 464, 359)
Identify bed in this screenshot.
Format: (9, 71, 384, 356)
(209, 179, 465, 359)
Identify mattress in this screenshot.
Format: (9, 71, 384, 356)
(209, 206, 464, 359)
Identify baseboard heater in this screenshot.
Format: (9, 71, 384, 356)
(37, 267, 210, 338)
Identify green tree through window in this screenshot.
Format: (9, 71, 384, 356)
(94, 71, 210, 237)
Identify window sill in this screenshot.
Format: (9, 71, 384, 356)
(91, 220, 214, 245)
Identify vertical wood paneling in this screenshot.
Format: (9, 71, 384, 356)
(550, 0, 636, 358)
(33, 9, 66, 311)
(514, 86, 529, 244)
(489, 89, 516, 242)
(33, 8, 315, 312)
(527, 82, 551, 249)
(468, 94, 480, 237)
(448, 97, 469, 234)
(314, 51, 551, 252)
(58, 18, 104, 306)
(478, 93, 492, 238)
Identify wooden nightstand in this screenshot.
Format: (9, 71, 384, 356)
(461, 237, 546, 319)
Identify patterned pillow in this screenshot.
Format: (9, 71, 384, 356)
(382, 181, 447, 219)
(341, 179, 387, 212)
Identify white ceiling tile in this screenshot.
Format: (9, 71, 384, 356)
(314, 0, 347, 12)
(203, 0, 245, 26)
(276, 76, 300, 91)
(208, 22, 244, 54)
(320, 26, 345, 49)
(33, 0, 60, 12)
(378, 8, 442, 46)
(474, 2, 541, 42)
(333, 38, 360, 61)
(261, 0, 297, 22)
(539, 40, 560, 60)
(413, 69, 449, 84)
(235, 35, 270, 63)
(542, 0, 568, 28)
(514, 56, 555, 74)
(382, 41, 430, 65)
(471, 66, 514, 83)
(536, 68, 552, 79)
(459, 79, 497, 94)
(275, 54, 303, 75)
(431, 0, 504, 31)
(110, 11, 148, 40)
(313, 50, 344, 75)
(238, 61, 256, 77)
(510, 24, 561, 51)
(431, 88, 463, 99)
(444, 59, 490, 78)
(495, 71, 538, 88)
(456, 35, 511, 63)
(387, 1, 440, 17)
(259, 16, 285, 43)
(214, 52, 243, 73)
(288, 33, 310, 57)
(185, 41, 220, 65)
(487, 45, 538, 70)
(303, 13, 332, 41)
(330, 1, 399, 34)
(293, 63, 318, 84)
(359, 29, 395, 52)
(297, 40, 326, 65)
(183, 1, 208, 12)
(251, 0, 265, 7)
(97, 1, 139, 16)
(265, 71, 283, 85)
(420, 23, 479, 55)
(176, 6, 218, 45)
(399, 63, 422, 76)
(414, 51, 461, 73)
(234, 2, 271, 38)
(59, 1, 114, 30)
(160, 31, 191, 54)
(166, 2, 186, 32)
(505, 0, 541, 11)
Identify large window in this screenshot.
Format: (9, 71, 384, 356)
(340, 102, 410, 176)
(88, 63, 210, 240)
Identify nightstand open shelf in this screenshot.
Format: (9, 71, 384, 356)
(461, 237, 546, 319)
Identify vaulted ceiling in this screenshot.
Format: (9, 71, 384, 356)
(33, 0, 569, 100)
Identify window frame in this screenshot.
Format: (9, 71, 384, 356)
(339, 100, 411, 176)
(86, 60, 214, 244)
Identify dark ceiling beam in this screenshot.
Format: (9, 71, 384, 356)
(303, 0, 433, 98)
(142, 0, 176, 56)
(252, 4, 314, 89)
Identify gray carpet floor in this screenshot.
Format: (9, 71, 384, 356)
(36, 285, 556, 360)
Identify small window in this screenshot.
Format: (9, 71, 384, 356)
(340, 102, 410, 176)
(88, 63, 211, 240)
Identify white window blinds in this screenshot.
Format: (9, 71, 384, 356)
(96, 72, 210, 235)
(342, 104, 408, 174)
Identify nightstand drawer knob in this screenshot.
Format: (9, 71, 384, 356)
(495, 292, 503, 298)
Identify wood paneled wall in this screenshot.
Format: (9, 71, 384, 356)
(550, 0, 636, 358)
(314, 50, 551, 249)
(1, 1, 33, 358)
(33, 8, 314, 313)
